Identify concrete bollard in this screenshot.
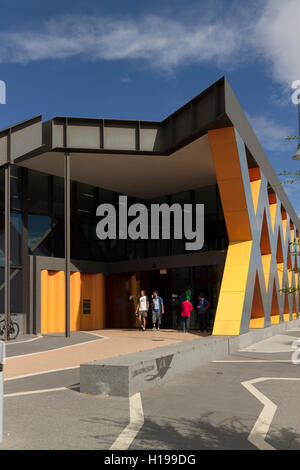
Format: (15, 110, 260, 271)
(0, 341, 5, 443)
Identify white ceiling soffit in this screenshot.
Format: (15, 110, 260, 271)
(18, 133, 216, 199)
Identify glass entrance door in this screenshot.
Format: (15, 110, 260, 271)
(139, 265, 221, 331)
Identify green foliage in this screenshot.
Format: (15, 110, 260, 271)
(280, 287, 299, 294)
(277, 137, 300, 294)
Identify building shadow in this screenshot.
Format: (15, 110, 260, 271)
(81, 411, 300, 450)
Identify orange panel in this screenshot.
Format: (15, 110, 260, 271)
(70, 272, 81, 331)
(260, 211, 271, 255)
(249, 273, 265, 329)
(292, 295, 297, 320)
(249, 168, 261, 182)
(208, 129, 243, 181)
(287, 245, 292, 271)
(40, 270, 48, 334)
(41, 270, 105, 334)
(250, 180, 261, 215)
(80, 273, 105, 331)
(261, 255, 272, 292)
(41, 270, 65, 334)
(208, 127, 252, 243)
(269, 204, 277, 232)
(277, 263, 284, 290)
(105, 273, 139, 328)
(270, 280, 280, 325)
(268, 193, 276, 205)
(129, 275, 140, 328)
(283, 293, 291, 322)
(212, 241, 252, 335)
(282, 219, 288, 244)
(249, 317, 265, 328)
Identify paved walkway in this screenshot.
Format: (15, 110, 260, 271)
(4, 331, 102, 357)
(1, 327, 300, 449)
(4, 329, 208, 379)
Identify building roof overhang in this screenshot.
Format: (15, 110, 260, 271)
(0, 76, 298, 226)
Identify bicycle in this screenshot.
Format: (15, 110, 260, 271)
(0, 318, 20, 340)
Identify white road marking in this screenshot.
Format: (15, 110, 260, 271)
(5, 336, 43, 346)
(110, 393, 144, 450)
(5, 387, 67, 398)
(4, 385, 77, 398)
(82, 331, 109, 340)
(241, 377, 300, 450)
(6, 336, 104, 360)
(214, 360, 293, 363)
(239, 349, 295, 353)
(5, 366, 79, 382)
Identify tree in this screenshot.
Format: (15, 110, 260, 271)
(278, 135, 300, 294)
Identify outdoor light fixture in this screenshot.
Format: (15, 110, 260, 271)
(293, 146, 300, 161)
(292, 101, 300, 160)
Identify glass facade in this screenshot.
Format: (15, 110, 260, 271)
(139, 265, 221, 330)
(0, 164, 228, 314)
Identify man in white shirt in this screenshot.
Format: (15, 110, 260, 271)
(135, 289, 149, 331)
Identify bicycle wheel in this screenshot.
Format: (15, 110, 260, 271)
(9, 322, 19, 340)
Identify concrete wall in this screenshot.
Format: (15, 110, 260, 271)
(81, 319, 300, 397)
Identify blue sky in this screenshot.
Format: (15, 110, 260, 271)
(0, 0, 299, 213)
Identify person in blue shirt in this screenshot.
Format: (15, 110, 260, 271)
(151, 291, 164, 331)
(197, 293, 210, 332)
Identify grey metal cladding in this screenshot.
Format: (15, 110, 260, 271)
(0, 133, 8, 166)
(223, 77, 300, 231)
(0, 115, 43, 164)
(11, 119, 42, 160)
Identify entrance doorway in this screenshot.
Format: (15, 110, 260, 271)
(100, 265, 221, 330)
(105, 273, 140, 328)
(140, 265, 220, 330)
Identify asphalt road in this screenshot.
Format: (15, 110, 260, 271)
(3, 331, 102, 358)
(1, 327, 300, 450)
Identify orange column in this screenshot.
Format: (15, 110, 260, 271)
(208, 128, 253, 335)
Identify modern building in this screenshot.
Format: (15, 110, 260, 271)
(0, 77, 299, 336)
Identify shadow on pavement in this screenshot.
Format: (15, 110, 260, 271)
(83, 411, 300, 450)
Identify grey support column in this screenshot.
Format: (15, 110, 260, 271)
(64, 152, 71, 337)
(4, 164, 10, 341)
(0, 341, 4, 442)
(21, 168, 29, 333)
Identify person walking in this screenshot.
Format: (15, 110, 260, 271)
(135, 289, 149, 331)
(181, 296, 193, 333)
(151, 291, 164, 331)
(197, 293, 210, 332)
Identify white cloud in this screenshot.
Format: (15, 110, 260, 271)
(247, 113, 294, 152)
(0, 13, 250, 71)
(253, 0, 300, 87)
(121, 74, 131, 84)
(282, 183, 300, 217)
(0, 0, 298, 89)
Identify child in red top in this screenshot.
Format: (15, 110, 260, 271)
(181, 296, 193, 333)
